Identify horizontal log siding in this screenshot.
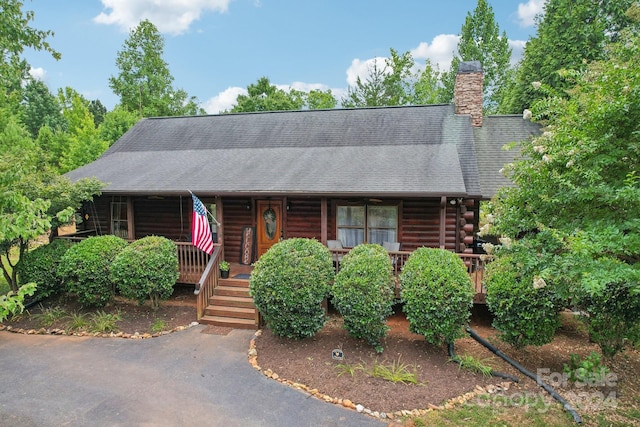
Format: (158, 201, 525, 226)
(220, 198, 254, 263)
(400, 199, 457, 251)
(285, 198, 322, 239)
(133, 197, 192, 241)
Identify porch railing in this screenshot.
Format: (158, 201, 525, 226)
(328, 248, 487, 301)
(175, 242, 213, 284)
(193, 245, 223, 320)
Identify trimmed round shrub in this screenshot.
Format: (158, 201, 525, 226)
(59, 235, 128, 308)
(17, 239, 73, 299)
(485, 252, 561, 349)
(579, 280, 640, 358)
(400, 248, 474, 347)
(249, 238, 334, 339)
(332, 244, 395, 353)
(110, 236, 179, 310)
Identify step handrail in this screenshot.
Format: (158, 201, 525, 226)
(194, 245, 222, 320)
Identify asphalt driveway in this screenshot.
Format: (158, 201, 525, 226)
(0, 326, 385, 427)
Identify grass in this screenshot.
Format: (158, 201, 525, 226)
(150, 318, 168, 333)
(453, 354, 493, 377)
(67, 312, 90, 331)
(334, 357, 420, 384)
(32, 305, 68, 328)
(412, 399, 574, 426)
(90, 310, 121, 333)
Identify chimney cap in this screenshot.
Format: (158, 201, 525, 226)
(458, 60, 482, 74)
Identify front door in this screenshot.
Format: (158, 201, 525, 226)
(256, 200, 283, 257)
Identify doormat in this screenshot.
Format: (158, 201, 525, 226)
(233, 273, 251, 279)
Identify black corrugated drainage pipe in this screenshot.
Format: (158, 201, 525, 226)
(448, 341, 520, 383)
(465, 326, 583, 424)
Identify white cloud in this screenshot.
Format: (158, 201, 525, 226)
(509, 39, 527, 65)
(345, 57, 386, 86)
(410, 34, 460, 70)
(517, 0, 545, 27)
(94, 0, 232, 35)
(29, 67, 47, 81)
(202, 86, 246, 114)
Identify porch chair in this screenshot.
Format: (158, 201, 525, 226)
(383, 241, 401, 268)
(327, 239, 344, 264)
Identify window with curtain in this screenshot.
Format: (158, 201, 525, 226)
(337, 204, 397, 247)
(111, 201, 129, 239)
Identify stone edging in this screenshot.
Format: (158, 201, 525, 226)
(248, 329, 515, 421)
(0, 321, 200, 339)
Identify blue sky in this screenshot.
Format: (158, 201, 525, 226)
(23, 0, 545, 114)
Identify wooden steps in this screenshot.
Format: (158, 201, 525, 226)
(199, 275, 258, 330)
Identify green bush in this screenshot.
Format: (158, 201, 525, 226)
(400, 248, 474, 347)
(110, 236, 179, 310)
(58, 235, 128, 308)
(485, 251, 561, 349)
(249, 238, 334, 339)
(332, 244, 395, 353)
(17, 239, 73, 299)
(579, 280, 640, 358)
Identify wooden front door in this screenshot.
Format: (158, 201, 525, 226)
(256, 200, 283, 257)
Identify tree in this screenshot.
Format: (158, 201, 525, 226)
(0, 0, 101, 294)
(98, 106, 139, 146)
(57, 87, 108, 173)
(88, 99, 107, 127)
(442, 0, 512, 113)
(230, 77, 306, 113)
(21, 79, 67, 138)
(306, 89, 337, 110)
(499, 0, 637, 114)
(0, 0, 60, 98)
(488, 20, 640, 356)
(412, 59, 448, 105)
(109, 19, 203, 117)
(342, 49, 416, 108)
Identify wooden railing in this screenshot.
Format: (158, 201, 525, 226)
(328, 248, 487, 302)
(194, 245, 223, 320)
(175, 242, 215, 284)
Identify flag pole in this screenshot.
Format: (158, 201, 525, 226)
(188, 190, 221, 226)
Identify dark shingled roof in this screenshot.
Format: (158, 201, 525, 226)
(474, 115, 541, 197)
(66, 105, 539, 198)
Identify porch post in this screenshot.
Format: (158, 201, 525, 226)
(321, 197, 328, 244)
(216, 196, 224, 259)
(126, 197, 135, 240)
(439, 196, 446, 249)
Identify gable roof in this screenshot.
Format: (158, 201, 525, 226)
(66, 105, 538, 198)
(474, 115, 541, 197)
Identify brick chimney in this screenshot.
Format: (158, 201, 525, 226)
(454, 61, 483, 127)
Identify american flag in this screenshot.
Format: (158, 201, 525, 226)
(191, 194, 214, 254)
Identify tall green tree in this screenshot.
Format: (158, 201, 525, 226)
(488, 20, 640, 356)
(98, 106, 139, 146)
(109, 19, 202, 117)
(0, 0, 102, 293)
(499, 0, 637, 114)
(0, 0, 60, 99)
(442, 0, 512, 113)
(230, 77, 305, 112)
(342, 49, 418, 108)
(88, 99, 107, 127)
(21, 79, 67, 138)
(57, 87, 108, 173)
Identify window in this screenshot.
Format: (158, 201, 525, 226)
(111, 201, 129, 239)
(208, 203, 218, 243)
(337, 204, 397, 247)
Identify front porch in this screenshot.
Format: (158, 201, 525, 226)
(178, 243, 487, 330)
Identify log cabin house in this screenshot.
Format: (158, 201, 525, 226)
(65, 62, 540, 328)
